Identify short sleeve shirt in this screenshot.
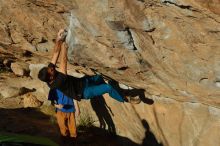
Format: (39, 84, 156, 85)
(48, 89, 75, 113)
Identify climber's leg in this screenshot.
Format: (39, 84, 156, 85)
(83, 83, 124, 102)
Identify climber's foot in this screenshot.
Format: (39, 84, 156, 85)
(124, 95, 141, 104)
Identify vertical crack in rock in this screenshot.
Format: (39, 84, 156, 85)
(5, 21, 15, 44)
(149, 35, 155, 44)
(124, 28, 138, 51)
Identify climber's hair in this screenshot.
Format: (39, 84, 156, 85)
(38, 67, 49, 82)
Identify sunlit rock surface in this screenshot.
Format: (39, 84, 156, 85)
(0, 0, 220, 146)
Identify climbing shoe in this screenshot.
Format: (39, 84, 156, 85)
(125, 95, 141, 104)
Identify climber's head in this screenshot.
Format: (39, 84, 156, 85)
(38, 65, 57, 84)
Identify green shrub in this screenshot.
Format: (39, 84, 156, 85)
(77, 110, 95, 129)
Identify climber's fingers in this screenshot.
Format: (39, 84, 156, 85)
(56, 29, 67, 42)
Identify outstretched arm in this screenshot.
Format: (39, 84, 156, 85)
(50, 29, 66, 66)
(59, 42, 68, 75)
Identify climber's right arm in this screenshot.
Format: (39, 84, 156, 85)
(59, 42, 68, 75)
(50, 29, 65, 66)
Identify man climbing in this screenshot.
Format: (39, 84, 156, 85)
(48, 88, 79, 145)
(38, 29, 140, 103)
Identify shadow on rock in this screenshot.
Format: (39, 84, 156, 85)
(142, 119, 163, 146)
(77, 126, 140, 146)
(90, 96, 116, 135)
(0, 108, 163, 146)
(108, 79, 154, 105)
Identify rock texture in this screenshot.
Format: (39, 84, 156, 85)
(23, 93, 42, 108)
(11, 61, 30, 76)
(66, 1, 220, 144)
(0, 0, 220, 146)
(0, 86, 20, 98)
(0, 0, 73, 51)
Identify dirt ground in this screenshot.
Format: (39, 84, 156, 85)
(0, 107, 142, 146)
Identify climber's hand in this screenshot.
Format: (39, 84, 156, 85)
(56, 29, 67, 42)
(54, 104, 64, 109)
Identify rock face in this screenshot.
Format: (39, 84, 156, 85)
(0, 0, 220, 146)
(11, 61, 30, 76)
(0, 86, 20, 98)
(23, 93, 42, 108)
(0, 0, 74, 51)
(66, 1, 220, 144)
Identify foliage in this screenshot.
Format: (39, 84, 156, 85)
(77, 109, 95, 129)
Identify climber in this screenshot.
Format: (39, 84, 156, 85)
(48, 88, 79, 144)
(38, 29, 140, 103)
